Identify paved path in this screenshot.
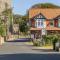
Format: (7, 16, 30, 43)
(0, 42, 60, 60)
(0, 42, 37, 54)
(0, 42, 60, 54)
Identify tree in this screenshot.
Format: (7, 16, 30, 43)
(19, 19, 29, 34)
(31, 3, 60, 8)
(1, 2, 13, 41)
(19, 12, 29, 33)
(0, 17, 5, 37)
(13, 12, 29, 34)
(13, 14, 22, 24)
(2, 2, 13, 33)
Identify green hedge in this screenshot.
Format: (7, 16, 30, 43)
(43, 34, 59, 45)
(32, 34, 60, 46)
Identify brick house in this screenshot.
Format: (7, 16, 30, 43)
(29, 8, 60, 38)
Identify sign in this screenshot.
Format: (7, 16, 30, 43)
(41, 28, 46, 35)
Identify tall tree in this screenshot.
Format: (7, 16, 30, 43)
(19, 20, 29, 34)
(19, 14, 29, 34)
(0, 17, 5, 37)
(1, 2, 13, 40)
(13, 14, 22, 24)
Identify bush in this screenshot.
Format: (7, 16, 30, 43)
(33, 39, 42, 46)
(43, 35, 52, 45)
(33, 41, 38, 46)
(43, 35, 59, 45)
(52, 35, 58, 43)
(33, 34, 59, 46)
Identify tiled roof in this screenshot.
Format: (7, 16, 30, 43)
(46, 27, 60, 30)
(30, 27, 41, 30)
(30, 27, 60, 31)
(29, 8, 60, 19)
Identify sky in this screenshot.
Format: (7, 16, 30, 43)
(12, 0, 60, 15)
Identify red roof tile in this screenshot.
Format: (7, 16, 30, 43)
(29, 8, 60, 19)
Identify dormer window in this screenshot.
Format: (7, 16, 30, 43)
(34, 13, 46, 28)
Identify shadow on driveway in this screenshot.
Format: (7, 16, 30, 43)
(0, 53, 60, 60)
(6, 38, 31, 42)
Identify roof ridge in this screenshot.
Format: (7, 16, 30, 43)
(29, 8, 60, 10)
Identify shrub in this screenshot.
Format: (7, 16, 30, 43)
(52, 35, 58, 43)
(43, 35, 59, 45)
(43, 35, 52, 45)
(33, 34, 59, 46)
(33, 39, 41, 46)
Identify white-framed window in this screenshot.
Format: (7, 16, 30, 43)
(35, 19, 45, 28)
(34, 14, 46, 28)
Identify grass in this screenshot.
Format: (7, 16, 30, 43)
(25, 42, 33, 45)
(42, 45, 53, 48)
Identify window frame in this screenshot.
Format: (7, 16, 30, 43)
(35, 18, 45, 28)
(34, 14, 46, 28)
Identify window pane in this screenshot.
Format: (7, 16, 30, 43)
(41, 21, 43, 26)
(38, 21, 40, 26)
